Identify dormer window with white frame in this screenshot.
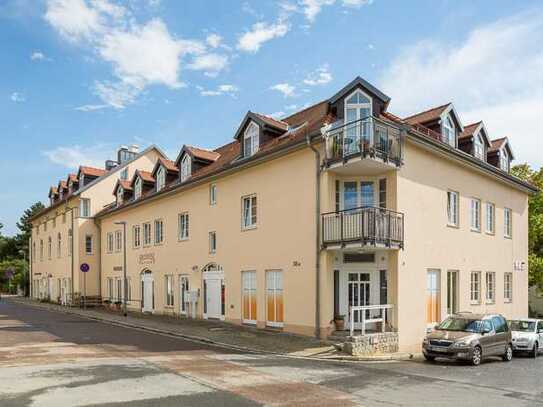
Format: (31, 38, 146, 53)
(116, 187, 123, 206)
(474, 132, 484, 160)
(134, 177, 142, 199)
(180, 154, 191, 182)
(243, 122, 259, 158)
(500, 148, 510, 172)
(156, 166, 166, 191)
(344, 89, 372, 154)
(442, 115, 456, 147)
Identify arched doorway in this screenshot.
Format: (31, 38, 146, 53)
(202, 263, 224, 320)
(140, 269, 154, 313)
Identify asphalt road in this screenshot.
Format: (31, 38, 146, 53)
(1, 299, 543, 406)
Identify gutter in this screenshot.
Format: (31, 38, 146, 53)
(306, 132, 322, 339)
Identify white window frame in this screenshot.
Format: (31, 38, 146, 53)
(470, 271, 481, 304)
(500, 148, 510, 172)
(47, 237, 52, 259)
(120, 168, 128, 180)
(447, 190, 459, 227)
(485, 271, 496, 304)
(165, 275, 174, 307)
(115, 230, 122, 252)
(116, 278, 122, 302)
(209, 231, 216, 254)
(57, 233, 62, 258)
(134, 177, 142, 200)
(156, 166, 166, 191)
(210, 184, 217, 206)
(80, 198, 90, 218)
(133, 225, 141, 249)
(143, 222, 152, 246)
(154, 219, 164, 245)
(485, 202, 495, 234)
(470, 198, 481, 232)
(85, 234, 93, 255)
(178, 212, 189, 241)
(107, 232, 114, 253)
(107, 278, 113, 301)
(116, 187, 123, 206)
(180, 154, 191, 182)
(40, 239, 43, 261)
(68, 229, 72, 256)
(504, 207, 512, 238)
(242, 194, 257, 230)
(243, 122, 259, 157)
(504, 272, 513, 303)
(474, 132, 484, 160)
(442, 115, 456, 147)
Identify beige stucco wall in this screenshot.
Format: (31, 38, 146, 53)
(396, 139, 529, 352)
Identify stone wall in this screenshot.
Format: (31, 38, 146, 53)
(343, 332, 399, 356)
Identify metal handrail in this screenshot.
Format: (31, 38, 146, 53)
(349, 304, 394, 336)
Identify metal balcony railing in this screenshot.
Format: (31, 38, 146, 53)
(323, 117, 403, 166)
(322, 206, 404, 248)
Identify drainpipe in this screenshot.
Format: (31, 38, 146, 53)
(71, 206, 75, 300)
(94, 217, 102, 304)
(306, 132, 322, 338)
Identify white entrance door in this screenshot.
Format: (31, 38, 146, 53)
(348, 272, 370, 330)
(141, 273, 154, 312)
(203, 270, 224, 320)
(179, 276, 189, 315)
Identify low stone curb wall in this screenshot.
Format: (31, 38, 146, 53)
(343, 332, 399, 356)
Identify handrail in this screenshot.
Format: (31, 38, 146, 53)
(322, 205, 403, 217)
(349, 304, 394, 337)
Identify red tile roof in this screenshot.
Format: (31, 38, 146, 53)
(79, 166, 106, 177)
(67, 173, 78, 183)
(158, 158, 178, 172)
(118, 180, 132, 190)
(459, 122, 482, 140)
(489, 137, 507, 153)
(404, 103, 450, 125)
(253, 112, 289, 131)
(186, 146, 221, 162)
(137, 170, 155, 183)
(58, 180, 67, 189)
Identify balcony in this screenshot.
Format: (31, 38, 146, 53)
(323, 117, 404, 174)
(322, 206, 404, 250)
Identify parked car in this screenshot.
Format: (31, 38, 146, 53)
(422, 313, 513, 366)
(509, 319, 543, 358)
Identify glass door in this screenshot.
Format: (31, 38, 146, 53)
(348, 272, 370, 329)
(447, 271, 458, 315)
(344, 90, 372, 157)
(179, 276, 189, 315)
(266, 270, 284, 327)
(242, 271, 257, 324)
(426, 270, 441, 327)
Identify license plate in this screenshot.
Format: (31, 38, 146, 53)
(431, 346, 448, 352)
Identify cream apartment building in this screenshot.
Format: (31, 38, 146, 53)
(31, 77, 536, 352)
(30, 145, 165, 305)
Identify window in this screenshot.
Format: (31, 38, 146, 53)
(470, 198, 481, 231)
(116, 187, 123, 206)
(57, 233, 62, 258)
(470, 271, 481, 303)
(32, 242, 36, 263)
(115, 230, 122, 252)
(40, 239, 43, 261)
(52, 218, 56, 228)
(154, 219, 164, 244)
(500, 149, 510, 172)
(134, 177, 142, 200)
(85, 234, 93, 255)
(133, 225, 141, 248)
(80, 198, 90, 217)
(266, 270, 284, 327)
(143, 222, 152, 246)
(126, 277, 132, 301)
(165, 275, 174, 306)
(474, 133, 484, 160)
(116, 278, 122, 302)
(504, 272, 513, 303)
(180, 276, 189, 314)
(242, 195, 257, 229)
(442, 115, 456, 147)
(243, 122, 259, 157)
(107, 278, 113, 301)
(178, 213, 189, 240)
(180, 154, 191, 182)
(210, 184, 217, 205)
(344, 253, 375, 263)
(68, 229, 72, 256)
(156, 166, 166, 191)
(107, 232, 114, 253)
(344, 90, 372, 155)
(447, 191, 459, 226)
(485, 202, 495, 234)
(120, 168, 128, 180)
(44, 221, 47, 232)
(47, 237, 52, 259)
(209, 231, 216, 253)
(504, 208, 512, 238)
(379, 178, 386, 209)
(491, 316, 508, 333)
(485, 272, 496, 303)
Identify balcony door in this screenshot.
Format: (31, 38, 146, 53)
(426, 270, 441, 328)
(342, 181, 375, 210)
(344, 89, 373, 156)
(348, 272, 371, 330)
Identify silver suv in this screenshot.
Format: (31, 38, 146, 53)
(422, 313, 513, 366)
(510, 319, 543, 357)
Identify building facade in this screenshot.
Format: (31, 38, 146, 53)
(30, 77, 536, 352)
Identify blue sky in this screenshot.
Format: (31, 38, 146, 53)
(1, 0, 543, 236)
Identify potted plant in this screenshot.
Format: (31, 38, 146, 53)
(334, 315, 345, 331)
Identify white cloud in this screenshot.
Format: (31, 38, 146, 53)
(206, 33, 222, 48)
(74, 104, 110, 111)
(303, 65, 332, 86)
(199, 84, 238, 97)
(93, 80, 143, 109)
(187, 53, 228, 77)
(30, 51, 45, 61)
(299, 0, 335, 23)
(237, 21, 289, 53)
(270, 83, 296, 97)
(380, 12, 543, 167)
(342, 0, 373, 8)
(10, 92, 25, 103)
(44, 0, 104, 41)
(42, 144, 112, 169)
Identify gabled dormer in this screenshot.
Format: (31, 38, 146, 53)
(459, 121, 491, 161)
(175, 145, 220, 182)
(131, 170, 155, 200)
(66, 173, 79, 195)
(113, 180, 133, 206)
(488, 138, 514, 173)
(57, 180, 68, 201)
(234, 112, 288, 158)
(405, 103, 463, 148)
(77, 166, 106, 188)
(48, 186, 59, 205)
(151, 158, 179, 192)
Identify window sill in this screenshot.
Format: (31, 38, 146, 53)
(178, 237, 190, 242)
(470, 228, 481, 233)
(485, 300, 495, 305)
(446, 223, 459, 229)
(504, 235, 513, 240)
(242, 225, 257, 232)
(470, 301, 481, 306)
(154, 242, 164, 247)
(504, 299, 513, 304)
(485, 231, 495, 236)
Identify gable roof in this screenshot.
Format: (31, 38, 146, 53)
(151, 157, 178, 177)
(66, 173, 78, 184)
(133, 170, 155, 184)
(175, 145, 221, 166)
(460, 121, 491, 147)
(233, 111, 289, 140)
(48, 186, 58, 197)
(57, 180, 67, 190)
(328, 76, 391, 106)
(78, 166, 106, 178)
(489, 137, 515, 159)
(404, 103, 451, 125)
(113, 179, 132, 195)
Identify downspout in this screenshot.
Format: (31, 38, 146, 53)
(28, 236, 32, 298)
(93, 217, 102, 301)
(71, 206, 75, 300)
(306, 132, 322, 338)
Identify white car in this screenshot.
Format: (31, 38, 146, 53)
(509, 319, 543, 357)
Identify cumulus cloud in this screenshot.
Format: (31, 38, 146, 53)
(303, 65, 332, 86)
(30, 51, 46, 61)
(199, 84, 239, 97)
(10, 92, 25, 102)
(42, 144, 113, 169)
(237, 21, 289, 53)
(187, 52, 229, 77)
(206, 33, 222, 48)
(380, 12, 543, 167)
(270, 83, 296, 97)
(299, 0, 373, 22)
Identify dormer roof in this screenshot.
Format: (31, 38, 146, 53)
(78, 166, 106, 178)
(175, 145, 221, 166)
(151, 157, 178, 177)
(460, 121, 491, 147)
(113, 180, 132, 195)
(132, 170, 155, 184)
(404, 102, 463, 133)
(233, 111, 289, 140)
(66, 173, 78, 183)
(489, 137, 515, 159)
(328, 76, 391, 107)
(48, 186, 58, 198)
(57, 180, 67, 190)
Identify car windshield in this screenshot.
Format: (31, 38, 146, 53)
(437, 317, 482, 333)
(509, 320, 535, 332)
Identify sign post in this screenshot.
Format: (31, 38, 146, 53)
(80, 263, 90, 309)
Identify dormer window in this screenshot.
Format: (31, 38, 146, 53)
(80, 174, 85, 186)
(180, 154, 191, 182)
(134, 177, 142, 199)
(59, 189, 63, 200)
(243, 122, 259, 158)
(156, 166, 166, 191)
(116, 187, 123, 206)
(344, 89, 372, 153)
(442, 115, 456, 147)
(500, 149, 510, 172)
(474, 133, 484, 160)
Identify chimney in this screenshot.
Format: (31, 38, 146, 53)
(129, 144, 139, 153)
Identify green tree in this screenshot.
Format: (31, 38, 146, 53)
(0, 258, 27, 294)
(512, 164, 543, 289)
(15, 201, 45, 256)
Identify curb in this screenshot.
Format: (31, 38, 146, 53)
(7, 298, 416, 363)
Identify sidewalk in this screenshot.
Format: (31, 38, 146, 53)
(7, 297, 415, 361)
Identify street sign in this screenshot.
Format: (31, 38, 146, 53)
(80, 263, 90, 273)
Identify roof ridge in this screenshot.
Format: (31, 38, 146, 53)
(282, 99, 328, 121)
(403, 102, 451, 120)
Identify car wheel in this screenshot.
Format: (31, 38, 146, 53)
(502, 344, 513, 362)
(531, 342, 539, 359)
(471, 346, 482, 366)
(424, 354, 435, 362)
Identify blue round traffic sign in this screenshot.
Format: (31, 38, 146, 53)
(80, 263, 90, 273)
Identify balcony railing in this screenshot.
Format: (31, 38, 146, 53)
(322, 206, 404, 249)
(324, 117, 403, 166)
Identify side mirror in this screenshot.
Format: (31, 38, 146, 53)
(482, 327, 492, 335)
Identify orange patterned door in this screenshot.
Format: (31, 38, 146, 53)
(426, 270, 441, 325)
(242, 271, 257, 324)
(266, 271, 284, 327)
